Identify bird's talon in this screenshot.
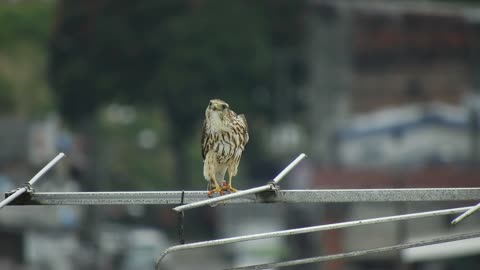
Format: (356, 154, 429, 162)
(208, 186, 223, 197)
(226, 185, 238, 193)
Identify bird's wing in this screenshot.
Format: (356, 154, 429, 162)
(201, 119, 208, 160)
(238, 114, 249, 144)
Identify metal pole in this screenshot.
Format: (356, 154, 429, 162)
(173, 185, 273, 212)
(0, 153, 65, 210)
(0, 188, 29, 210)
(227, 231, 480, 270)
(451, 201, 480, 225)
(28, 153, 66, 186)
(272, 153, 307, 184)
(155, 205, 472, 269)
(172, 153, 307, 212)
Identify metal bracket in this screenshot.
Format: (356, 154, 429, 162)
(4, 183, 35, 205)
(255, 182, 279, 203)
(0, 153, 65, 210)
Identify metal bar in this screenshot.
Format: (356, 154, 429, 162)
(172, 185, 272, 212)
(272, 153, 307, 184)
(172, 153, 307, 212)
(227, 231, 480, 270)
(7, 191, 252, 205)
(451, 201, 480, 225)
(0, 153, 65, 210)
(6, 188, 480, 206)
(155, 205, 473, 269)
(0, 188, 29, 210)
(28, 153, 66, 186)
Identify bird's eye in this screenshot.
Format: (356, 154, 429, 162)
(222, 104, 227, 110)
(209, 101, 213, 106)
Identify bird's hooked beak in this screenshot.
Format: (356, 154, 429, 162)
(209, 101, 227, 111)
(210, 103, 222, 111)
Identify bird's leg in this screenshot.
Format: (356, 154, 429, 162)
(226, 172, 238, 193)
(207, 175, 224, 197)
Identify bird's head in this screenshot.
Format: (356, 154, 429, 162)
(206, 99, 230, 125)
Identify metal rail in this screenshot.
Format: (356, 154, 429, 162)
(155, 205, 473, 269)
(227, 231, 480, 270)
(6, 188, 480, 206)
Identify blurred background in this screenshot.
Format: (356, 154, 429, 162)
(1, 0, 480, 269)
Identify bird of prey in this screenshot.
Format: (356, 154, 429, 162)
(201, 99, 249, 197)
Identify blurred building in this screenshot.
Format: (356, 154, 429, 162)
(0, 116, 87, 270)
(301, 1, 480, 270)
(337, 102, 478, 168)
(304, 0, 480, 162)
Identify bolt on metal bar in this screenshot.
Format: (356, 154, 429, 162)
(451, 201, 480, 225)
(155, 205, 472, 269)
(0, 153, 65, 210)
(6, 188, 480, 206)
(172, 153, 307, 212)
(227, 231, 480, 270)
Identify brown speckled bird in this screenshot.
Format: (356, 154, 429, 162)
(201, 99, 249, 197)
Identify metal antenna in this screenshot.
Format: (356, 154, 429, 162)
(0, 153, 65, 210)
(155, 205, 473, 269)
(0, 152, 478, 269)
(173, 153, 307, 212)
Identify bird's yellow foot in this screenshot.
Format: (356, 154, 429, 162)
(228, 185, 238, 193)
(207, 186, 223, 198)
(223, 185, 238, 193)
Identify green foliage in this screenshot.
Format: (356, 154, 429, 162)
(50, 0, 274, 126)
(0, 2, 54, 48)
(0, 2, 55, 116)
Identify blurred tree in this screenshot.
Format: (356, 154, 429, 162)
(49, 0, 280, 188)
(50, 0, 270, 117)
(97, 106, 175, 190)
(0, 1, 55, 117)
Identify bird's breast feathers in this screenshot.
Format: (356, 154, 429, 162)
(204, 125, 247, 163)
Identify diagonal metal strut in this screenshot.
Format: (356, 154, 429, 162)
(227, 231, 480, 270)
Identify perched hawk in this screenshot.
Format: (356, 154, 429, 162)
(201, 99, 249, 197)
